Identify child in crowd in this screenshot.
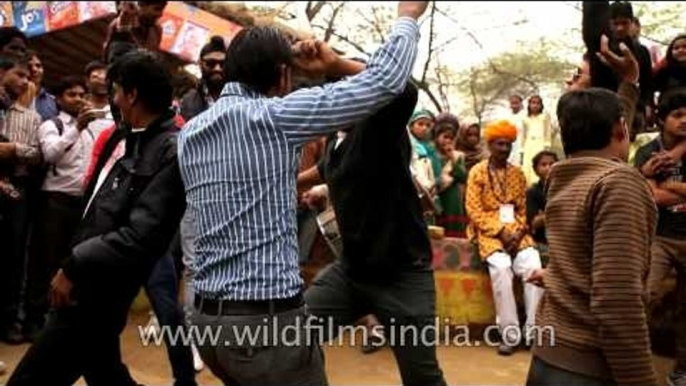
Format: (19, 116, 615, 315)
(526, 151, 557, 245)
(408, 109, 441, 219)
(522, 95, 553, 184)
(433, 113, 468, 237)
(456, 122, 487, 173)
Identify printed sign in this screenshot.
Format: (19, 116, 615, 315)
(47, 1, 79, 32)
(159, 12, 185, 53)
(12, 1, 48, 37)
(77, 1, 116, 21)
(171, 20, 210, 62)
(0, 2, 13, 27)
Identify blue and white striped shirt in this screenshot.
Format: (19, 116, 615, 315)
(178, 18, 420, 301)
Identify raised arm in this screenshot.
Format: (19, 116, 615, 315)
(271, 3, 427, 145)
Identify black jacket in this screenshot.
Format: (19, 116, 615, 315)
(180, 84, 212, 122)
(63, 111, 186, 305)
(317, 83, 431, 282)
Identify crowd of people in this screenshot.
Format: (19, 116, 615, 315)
(0, 0, 685, 385)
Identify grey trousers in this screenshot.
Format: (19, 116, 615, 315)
(191, 305, 328, 386)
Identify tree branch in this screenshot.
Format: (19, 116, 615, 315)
(421, 1, 437, 84)
(306, 1, 327, 22)
(323, 3, 345, 42)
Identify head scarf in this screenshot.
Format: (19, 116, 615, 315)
(484, 120, 518, 143)
(409, 109, 435, 126)
(456, 123, 487, 171)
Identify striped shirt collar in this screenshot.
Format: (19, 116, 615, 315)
(221, 82, 263, 99)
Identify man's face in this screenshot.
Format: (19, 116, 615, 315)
(0, 37, 27, 59)
(611, 17, 633, 41)
(509, 96, 523, 114)
(488, 138, 512, 163)
(56, 85, 86, 117)
(664, 107, 686, 139)
(112, 82, 134, 123)
(28, 55, 43, 86)
(535, 155, 556, 181)
(410, 118, 434, 141)
(138, 3, 166, 27)
(87, 68, 108, 96)
(2, 65, 30, 99)
(566, 60, 591, 91)
(200, 51, 226, 88)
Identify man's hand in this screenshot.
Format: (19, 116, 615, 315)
(0, 85, 11, 110)
(76, 104, 97, 131)
(302, 185, 329, 211)
(293, 40, 342, 78)
(640, 152, 676, 178)
(397, 1, 430, 20)
(596, 34, 639, 85)
(526, 268, 546, 288)
(49, 269, 74, 309)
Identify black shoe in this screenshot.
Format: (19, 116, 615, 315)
(22, 322, 43, 343)
(2, 323, 26, 345)
(497, 343, 516, 356)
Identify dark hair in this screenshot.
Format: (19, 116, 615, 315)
(171, 70, 198, 99)
(0, 54, 29, 71)
(657, 87, 686, 122)
(609, 1, 634, 20)
(53, 76, 86, 98)
(137, 1, 168, 7)
(25, 49, 39, 61)
(665, 34, 686, 67)
(557, 88, 624, 155)
(532, 150, 558, 169)
(200, 36, 226, 59)
(527, 95, 545, 116)
(433, 122, 458, 140)
(108, 50, 172, 114)
(0, 27, 27, 50)
(224, 26, 294, 95)
(84, 60, 107, 78)
(510, 94, 523, 102)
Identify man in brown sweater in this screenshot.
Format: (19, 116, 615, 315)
(526, 56, 658, 385)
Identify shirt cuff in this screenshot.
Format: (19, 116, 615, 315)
(14, 143, 39, 160)
(393, 17, 420, 40)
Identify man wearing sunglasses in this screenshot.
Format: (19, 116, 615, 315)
(180, 36, 226, 122)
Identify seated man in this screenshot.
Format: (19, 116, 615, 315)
(465, 120, 544, 356)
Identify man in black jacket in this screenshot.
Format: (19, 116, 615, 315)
(179, 35, 226, 122)
(299, 82, 446, 386)
(7, 50, 186, 386)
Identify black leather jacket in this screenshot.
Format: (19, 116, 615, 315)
(62, 111, 186, 305)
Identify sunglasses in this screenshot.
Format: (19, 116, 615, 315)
(202, 59, 224, 69)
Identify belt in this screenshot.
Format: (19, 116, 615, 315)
(194, 293, 304, 316)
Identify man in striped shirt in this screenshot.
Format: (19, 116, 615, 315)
(178, 2, 428, 384)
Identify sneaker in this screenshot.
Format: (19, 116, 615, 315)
(0, 360, 6, 375)
(191, 343, 204, 372)
(668, 371, 686, 386)
(497, 343, 516, 356)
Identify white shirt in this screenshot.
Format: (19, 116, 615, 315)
(507, 109, 527, 166)
(38, 111, 107, 196)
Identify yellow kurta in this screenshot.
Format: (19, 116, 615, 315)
(465, 160, 534, 260)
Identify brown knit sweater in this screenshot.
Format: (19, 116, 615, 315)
(533, 157, 657, 386)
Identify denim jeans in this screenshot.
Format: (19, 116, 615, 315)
(146, 233, 197, 386)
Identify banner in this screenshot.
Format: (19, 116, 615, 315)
(159, 2, 243, 62)
(11, 1, 116, 37)
(0, 2, 13, 26)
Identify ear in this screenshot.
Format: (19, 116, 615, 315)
(127, 88, 138, 107)
(613, 117, 629, 143)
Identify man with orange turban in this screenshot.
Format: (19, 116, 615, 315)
(465, 119, 543, 356)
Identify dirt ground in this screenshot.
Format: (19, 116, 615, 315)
(0, 311, 675, 386)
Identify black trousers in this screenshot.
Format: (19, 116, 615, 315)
(7, 299, 138, 386)
(0, 179, 33, 329)
(25, 191, 83, 326)
(304, 261, 447, 386)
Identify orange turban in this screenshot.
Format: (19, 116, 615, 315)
(484, 120, 518, 143)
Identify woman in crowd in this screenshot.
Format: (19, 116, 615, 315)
(522, 95, 553, 184)
(456, 122, 487, 173)
(408, 109, 441, 220)
(653, 34, 686, 96)
(433, 113, 468, 237)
